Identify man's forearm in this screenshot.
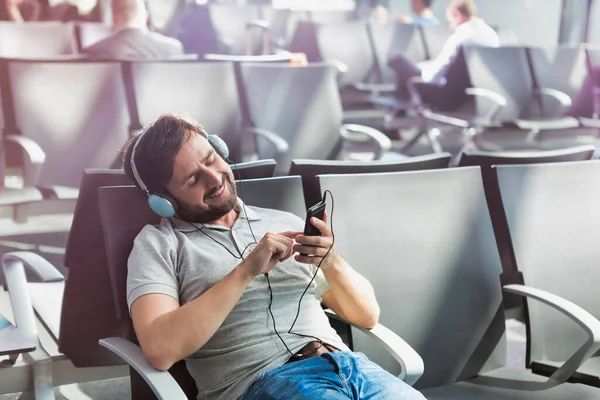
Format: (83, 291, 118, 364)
(142, 263, 254, 370)
(322, 255, 380, 329)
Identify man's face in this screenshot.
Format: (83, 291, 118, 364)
(166, 132, 237, 223)
(412, 0, 423, 13)
(446, 7, 461, 30)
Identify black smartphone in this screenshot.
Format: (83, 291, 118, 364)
(303, 200, 326, 236)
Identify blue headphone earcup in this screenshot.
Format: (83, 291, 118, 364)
(208, 135, 230, 161)
(148, 193, 178, 218)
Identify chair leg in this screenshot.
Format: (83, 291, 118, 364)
(32, 358, 55, 400)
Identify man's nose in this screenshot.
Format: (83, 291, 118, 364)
(204, 167, 221, 186)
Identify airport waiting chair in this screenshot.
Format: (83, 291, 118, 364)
(457, 145, 595, 310)
(0, 22, 77, 58)
(289, 152, 451, 208)
(316, 167, 600, 399)
(494, 160, 600, 388)
(74, 22, 112, 52)
(527, 45, 588, 117)
(240, 63, 406, 175)
(126, 61, 245, 162)
(1, 170, 134, 398)
(3, 59, 130, 199)
(96, 176, 424, 399)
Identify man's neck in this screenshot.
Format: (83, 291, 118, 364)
(207, 204, 241, 228)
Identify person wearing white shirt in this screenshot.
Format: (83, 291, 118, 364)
(389, 0, 499, 109)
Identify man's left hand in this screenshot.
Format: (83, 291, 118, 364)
(292, 212, 339, 270)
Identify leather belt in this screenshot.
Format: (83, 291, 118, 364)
(286, 341, 336, 364)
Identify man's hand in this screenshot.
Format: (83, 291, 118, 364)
(241, 232, 297, 278)
(293, 212, 339, 270)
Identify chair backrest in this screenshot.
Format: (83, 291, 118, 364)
(0, 22, 77, 58)
(528, 45, 588, 115)
(240, 63, 343, 175)
(208, 4, 262, 55)
(316, 168, 505, 389)
(370, 22, 427, 84)
(6, 60, 130, 187)
(75, 22, 113, 51)
(98, 175, 306, 398)
(289, 20, 375, 86)
(127, 61, 243, 161)
(231, 159, 277, 180)
(420, 24, 452, 60)
(463, 46, 534, 121)
(290, 153, 451, 207)
(457, 145, 595, 280)
(59, 169, 131, 368)
(495, 160, 600, 369)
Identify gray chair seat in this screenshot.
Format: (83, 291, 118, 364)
(422, 367, 600, 399)
(514, 116, 580, 131)
(0, 187, 43, 206)
(0, 313, 36, 356)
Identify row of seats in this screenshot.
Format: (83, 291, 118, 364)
(3, 152, 600, 398)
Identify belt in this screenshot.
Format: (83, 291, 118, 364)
(286, 341, 337, 364)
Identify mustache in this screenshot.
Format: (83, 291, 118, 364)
(203, 173, 233, 200)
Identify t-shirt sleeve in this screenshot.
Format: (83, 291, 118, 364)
(127, 225, 180, 313)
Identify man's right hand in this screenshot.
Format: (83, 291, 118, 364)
(240, 231, 300, 278)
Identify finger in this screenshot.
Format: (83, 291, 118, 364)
(310, 216, 332, 236)
(295, 254, 323, 264)
(295, 234, 331, 248)
(293, 244, 328, 256)
(322, 210, 328, 224)
(278, 231, 303, 239)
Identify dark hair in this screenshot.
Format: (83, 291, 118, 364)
(122, 114, 206, 194)
(422, 0, 433, 8)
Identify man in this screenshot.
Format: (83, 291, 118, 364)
(389, 0, 499, 109)
(122, 114, 426, 399)
(398, 0, 439, 26)
(83, 0, 184, 60)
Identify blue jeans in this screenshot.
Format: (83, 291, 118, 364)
(238, 352, 426, 399)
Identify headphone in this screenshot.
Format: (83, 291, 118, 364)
(130, 124, 231, 218)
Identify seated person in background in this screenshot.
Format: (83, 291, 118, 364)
(389, 0, 499, 108)
(398, 0, 439, 25)
(123, 113, 426, 400)
(83, 0, 184, 60)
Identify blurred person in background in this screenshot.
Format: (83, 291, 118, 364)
(398, 0, 439, 25)
(83, 0, 184, 59)
(389, 0, 498, 108)
(0, 0, 45, 21)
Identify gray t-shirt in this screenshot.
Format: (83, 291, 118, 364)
(127, 202, 349, 400)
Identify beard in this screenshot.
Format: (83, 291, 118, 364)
(177, 173, 238, 223)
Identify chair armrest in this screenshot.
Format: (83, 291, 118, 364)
(2, 252, 64, 283)
(339, 124, 391, 160)
(579, 116, 600, 128)
(246, 127, 289, 159)
(99, 338, 187, 400)
(504, 284, 600, 383)
(1, 252, 61, 342)
(324, 309, 424, 385)
(246, 20, 270, 30)
(4, 135, 46, 187)
(535, 87, 572, 109)
(421, 109, 471, 129)
(465, 87, 507, 124)
(353, 82, 397, 93)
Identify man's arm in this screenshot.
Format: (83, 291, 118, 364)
(131, 232, 296, 371)
(294, 215, 380, 329)
(420, 34, 460, 84)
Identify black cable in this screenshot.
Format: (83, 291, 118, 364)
(265, 273, 294, 356)
(287, 190, 334, 334)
